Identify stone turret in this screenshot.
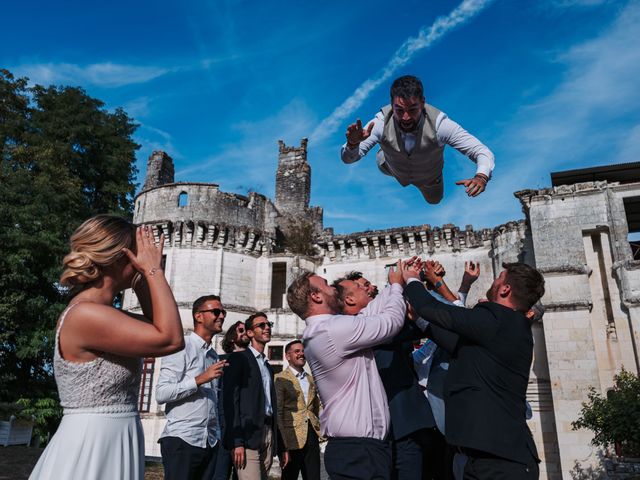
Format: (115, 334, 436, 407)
(143, 151, 175, 191)
(275, 139, 310, 215)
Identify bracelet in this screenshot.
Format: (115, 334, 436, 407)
(347, 142, 360, 149)
(474, 173, 489, 183)
(146, 267, 161, 277)
(433, 280, 443, 290)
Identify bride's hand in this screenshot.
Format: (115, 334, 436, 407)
(122, 225, 165, 277)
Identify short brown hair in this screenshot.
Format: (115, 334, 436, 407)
(192, 295, 221, 326)
(502, 262, 545, 312)
(245, 312, 268, 330)
(285, 339, 303, 353)
(286, 270, 317, 319)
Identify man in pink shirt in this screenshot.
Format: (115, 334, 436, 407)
(285, 263, 407, 480)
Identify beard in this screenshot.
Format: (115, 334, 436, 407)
(236, 335, 250, 348)
(486, 284, 498, 302)
(398, 119, 418, 132)
(327, 292, 344, 314)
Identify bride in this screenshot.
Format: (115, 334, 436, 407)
(30, 215, 184, 480)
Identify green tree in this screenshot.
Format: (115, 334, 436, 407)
(572, 368, 640, 457)
(0, 69, 139, 403)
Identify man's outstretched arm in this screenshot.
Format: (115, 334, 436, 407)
(404, 279, 499, 345)
(341, 114, 383, 163)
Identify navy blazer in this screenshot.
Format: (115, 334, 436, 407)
(405, 281, 539, 465)
(373, 321, 435, 440)
(222, 349, 283, 454)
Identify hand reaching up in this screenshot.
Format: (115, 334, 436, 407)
(388, 259, 405, 285)
(345, 119, 374, 147)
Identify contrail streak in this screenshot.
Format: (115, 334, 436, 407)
(311, 0, 494, 143)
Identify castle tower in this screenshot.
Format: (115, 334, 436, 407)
(275, 138, 310, 215)
(143, 151, 175, 191)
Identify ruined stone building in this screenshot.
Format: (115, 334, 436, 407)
(125, 141, 640, 480)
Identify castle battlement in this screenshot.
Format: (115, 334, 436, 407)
(316, 223, 504, 262)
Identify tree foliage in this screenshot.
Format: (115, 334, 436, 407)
(572, 368, 640, 457)
(0, 69, 139, 402)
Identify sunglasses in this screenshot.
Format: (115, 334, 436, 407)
(252, 321, 274, 330)
(198, 308, 227, 317)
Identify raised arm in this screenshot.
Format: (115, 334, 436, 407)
(403, 280, 499, 345)
(341, 114, 383, 164)
(333, 262, 407, 355)
(66, 226, 183, 358)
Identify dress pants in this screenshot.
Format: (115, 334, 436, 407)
(160, 436, 219, 480)
(461, 450, 539, 480)
(212, 441, 238, 480)
(236, 424, 274, 480)
(420, 427, 454, 480)
(282, 423, 321, 480)
(324, 436, 392, 480)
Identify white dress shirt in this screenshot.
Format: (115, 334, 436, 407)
(156, 332, 221, 448)
(341, 109, 495, 178)
(249, 345, 273, 417)
(289, 366, 310, 405)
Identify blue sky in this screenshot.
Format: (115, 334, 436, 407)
(3, 0, 639, 233)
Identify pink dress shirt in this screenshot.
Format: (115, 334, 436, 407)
(302, 283, 406, 440)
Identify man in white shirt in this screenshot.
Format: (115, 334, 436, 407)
(275, 340, 321, 480)
(156, 295, 228, 480)
(341, 75, 495, 204)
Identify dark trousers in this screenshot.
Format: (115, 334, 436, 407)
(324, 436, 392, 480)
(212, 441, 238, 480)
(390, 427, 450, 480)
(462, 452, 539, 480)
(160, 436, 219, 480)
(419, 427, 454, 480)
(282, 423, 321, 480)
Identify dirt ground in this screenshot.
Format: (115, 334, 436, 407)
(0, 446, 164, 480)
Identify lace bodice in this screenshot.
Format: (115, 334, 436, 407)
(54, 304, 142, 412)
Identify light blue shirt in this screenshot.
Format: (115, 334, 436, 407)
(156, 332, 221, 448)
(249, 345, 273, 416)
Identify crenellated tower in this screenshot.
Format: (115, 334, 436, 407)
(143, 151, 175, 191)
(275, 138, 310, 215)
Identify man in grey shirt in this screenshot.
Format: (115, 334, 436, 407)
(341, 75, 494, 204)
(156, 294, 228, 480)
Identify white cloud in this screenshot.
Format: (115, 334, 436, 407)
(310, 0, 494, 143)
(11, 62, 169, 88)
(452, 0, 640, 230)
(175, 99, 317, 193)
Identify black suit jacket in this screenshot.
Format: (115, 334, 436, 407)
(405, 281, 539, 465)
(223, 349, 282, 454)
(374, 321, 435, 439)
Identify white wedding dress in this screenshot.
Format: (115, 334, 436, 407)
(30, 304, 144, 480)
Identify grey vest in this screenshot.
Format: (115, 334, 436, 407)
(378, 103, 444, 186)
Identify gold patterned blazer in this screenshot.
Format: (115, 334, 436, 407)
(274, 367, 322, 450)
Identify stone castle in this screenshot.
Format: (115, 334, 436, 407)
(125, 140, 640, 480)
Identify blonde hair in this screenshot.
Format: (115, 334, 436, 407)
(60, 215, 136, 291)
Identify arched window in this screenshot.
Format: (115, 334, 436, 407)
(178, 192, 188, 207)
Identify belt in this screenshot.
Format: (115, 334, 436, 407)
(264, 416, 273, 425)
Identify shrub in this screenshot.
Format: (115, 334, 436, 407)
(572, 368, 640, 457)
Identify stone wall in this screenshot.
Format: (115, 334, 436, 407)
(517, 181, 640, 478)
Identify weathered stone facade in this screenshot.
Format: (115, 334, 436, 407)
(125, 141, 640, 480)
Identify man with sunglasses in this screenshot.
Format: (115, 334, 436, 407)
(223, 313, 289, 480)
(156, 295, 228, 480)
(341, 75, 494, 204)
